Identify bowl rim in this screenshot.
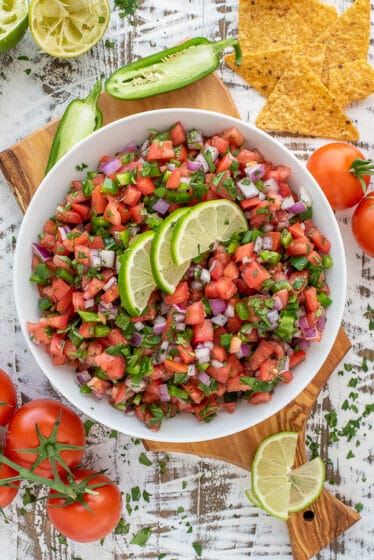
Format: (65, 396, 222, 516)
(14, 108, 347, 442)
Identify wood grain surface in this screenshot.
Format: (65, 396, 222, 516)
(0, 1, 373, 559)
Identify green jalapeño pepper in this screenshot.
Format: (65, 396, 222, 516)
(105, 37, 242, 100)
(45, 80, 103, 175)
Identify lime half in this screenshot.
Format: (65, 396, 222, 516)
(288, 456, 325, 512)
(118, 231, 157, 317)
(171, 199, 248, 266)
(29, 0, 110, 58)
(150, 207, 190, 294)
(0, 0, 29, 53)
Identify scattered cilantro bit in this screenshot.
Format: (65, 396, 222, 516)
(105, 39, 115, 48)
(139, 452, 153, 466)
(114, 0, 138, 20)
(114, 518, 130, 534)
(344, 363, 353, 372)
(346, 450, 355, 459)
(361, 356, 368, 372)
(182, 480, 187, 489)
(158, 554, 167, 560)
(130, 526, 152, 546)
(355, 503, 363, 513)
(342, 399, 349, 411)
(348, 377, 358, 388)
(132, 438, 141, 445)
(363, 305, 374, 330)
(306, 435, 320, 459)
(363, 403, 374, 417)
(23, 487, 37, 505)
(75, 162, 88, 171)
(18, 55, 29, 60)
(58, 534, 67, 545)
(24, 68, 31, 75)
(192, 541, 203, 556)
(84, 419, 96, 436)
(131, 486, 141, 501)
(143, 489, 152, 502)
(109, 429, 118, 438)
(176, 506, 184, 514)
(324, 409, 338, 429)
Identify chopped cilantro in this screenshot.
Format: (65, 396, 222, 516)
(83, 419, 96, 436)
(130, 526, 152, 546)
(131, 486, 141, 501)
(138, 452, 153, 466)
(324, 409, 338, 429)
(192, 542, 203, 556)
(114, 518, 130, 534)
(346, 450, 355, 459)
(355, 503, 364, 513)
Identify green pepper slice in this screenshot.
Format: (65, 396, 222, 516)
(45, 80, 103, 175)
(105, 37, 242, 100)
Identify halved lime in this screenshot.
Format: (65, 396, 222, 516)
(29, 0, 110, 58)
(0, 0, 29, 53)
(288, 456, 325, 512)
(251, 431, 299, 520)
(170, 199, 248, 266)
(118, 231, 157, 317)
(150, 207, 190, 294)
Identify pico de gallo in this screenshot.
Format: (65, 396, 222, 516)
(28, 122, 333, 430)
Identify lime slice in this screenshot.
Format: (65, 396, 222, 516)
(288, 456, 325, 512)
(171, 199, 248, 266)
(0, 0, 28, 53)
(245, 487, 263, 509)
(150, 207, 190, 294)
(118, 231, 157, 317)
(251, 431, 299, 520)
(29, 0, 110, 58)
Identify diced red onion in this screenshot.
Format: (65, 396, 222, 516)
(195, 153, 209, 173)
(209, 260, 217, 273)
(153, 315, 167, 335)
(294, 338, 310, 352)
(173, 313, 185, 323)
(103, 276, 117, 291)
(288, 201, 307, 215)
(99, 157, 122, 175)
(191, 280, 203, 290)
(187, 364, 196, 377)
(197, 269, 209, 284)
(160, 340, 169, 353)
(236, 179, 259, 199)
(124, 407, 135, 416)
(236, 343, 250, 359)
(266, 309, 279, 324)
(298, 186, 312, 208)
(119, 141, 137, 153)
(281, 195, 295, 210)
(167, 163, 176, 172)
(202, 341, 214, 350)
(140, 139, 149, 156)
(262, 178, 279, 192)
(175, 322, 186, 332)
(32, 243, 53, 262)
(187, 159, 202, 172)
(304, 326, 317, 340)
(258, 192, 266, 200)
(211, 314, 228, 326)
(84, 298, 95, 309)
(272, 296, 283, 311)
(298, 316, 309, 331)
(181, 176, 192, 185)
(130, 332, 143, 347)
(262, 236, 273, 250)
(173, 304, 186, 313)
(254, 236, 263, 253)
(211, 359, 224, 369)
(317, 315, 326, 331)
(187, 129, 203, 150)
(75, 370, 91, 386)
(134, 321, 144, 331)
(198, 371, 211, 385)
(152, 198, 170, 216)
(245, 163, 265, 182)
(204, 144, 219, 162)
(209, 299, 227, 315)
(263, 223, 274, 233)
(57, 226, 67, 241)
(100, 250, 115, 268)
(99, 300, 113, 310)
(195, 346, 211, 364)
(125, 377, 146, 392)
(224, 304, 235, 318)
(98, 303, 119, 319)
(280, 356, 290, 373)
(159, 384, 170, 402)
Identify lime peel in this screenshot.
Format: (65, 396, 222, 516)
(0, 0, 28, 53)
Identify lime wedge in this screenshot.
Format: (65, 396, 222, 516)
(251, 431, 299, 520)
(118, 231, 157, 317)
(288, 456, 325, 512)
(0, 0, 28, 53)
(29, 0, 110, 58)
(170, 199, 248, 266)
(245, 487, 263, 509)
(150, 207, 190, 294)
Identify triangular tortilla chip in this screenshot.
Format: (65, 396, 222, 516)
(328, 60, 374, 106)
(239, 0, 315, 53)
(255, 57, 359, 141)
(317, 0, 370, 73)
(225, 43, 325, 98)
(290, 0, 338, 36)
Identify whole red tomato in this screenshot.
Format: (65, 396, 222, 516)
(0, 368, 17, 426)
(5, 399, 85, 477)
(307, 143, 373, 210)
(0, 462, 20, 508)
(352, 195, 374, 257)
(47, 469, 122, 542)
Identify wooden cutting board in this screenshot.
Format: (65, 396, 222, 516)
(0, 73, 359, 560)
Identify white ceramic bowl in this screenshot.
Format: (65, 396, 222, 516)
(14, 108, 346, 442)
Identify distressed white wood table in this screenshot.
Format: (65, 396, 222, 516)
(0, 1, 373, 559)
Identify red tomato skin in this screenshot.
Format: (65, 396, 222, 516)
(0, 462, 20, 508)
(306, 143, 369, 210)
(352, 195, 374, 257)
(0, 369, 17, 426)
(5, 399, 85, 477)
(47, 469, 122, 543)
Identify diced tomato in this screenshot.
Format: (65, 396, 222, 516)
(289, 270, 309, 293)
(215, 154, 232, 173)
(279, 370, 293, 383)
(166, 168, 181, 189)
(72, 291, 85, 312)
(70, 202, 90, 221)
(56, 290, 73, 313)
(164, 281, 189, 306)
(304, 220, 331, 254)
(129, 203, 145, 224)
(192, 319, 214, 344)
(204, 282, 219, 299)
(49, 333, 65, 356)
(210, 260, 224, 281)
(55, 209, 82, 224)
(214, 277, 238, 299)
(104, 200, 121, 225)
(225, 315, 243, 333)
(117, 203, 131, 224)
(74, 245, 90, 266)
(268, 165, 291, 182)
(122, 185, 142, 207)
(185, 301, 205, 325)
(136, 173, 155, 195)
(170, 122, 186, 146)
(289, 350, 307, 369)
(242, 261, 270, 290)
(182, 382, 205, 403)
(207, 363, 230, 383)
(272, 288, 289, 310)
(94, 353, 125, 380)
(222, 127, 244, 148)
(237, 149, 263, 167)
(111, 383, 132, 405)
(223, 261, 239, 279)
(164, 360, 188, 374)
(84, 277, 105, 299)
(209, 135, 229, 154)
(286, 236, 314, 256)
(288, 222, 305, 239)
(304, 287, 319, 312)
(101, 282, 120, 304)
(248, 392, 272, 405)
(211, 345, 227, 362)
(107, 327, 128, 346)
(88, 236, 105, 250)
(247, 339, 275, 371)
(258, 359, 280, 381)
(307, 250, 322, 267)
(147, 140, 174, 161)
(268, 231, 281, 251)
(50, 278, 72, 302)
(43, 218, 58, 235)
(234, 243, 254, 262)
(176, 343, 195, 364)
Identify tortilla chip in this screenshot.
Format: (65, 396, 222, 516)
(317, 0, 370, 73)
(290, 0, 338, 36)
(239, 0, 315, 53)
(225, 43, 325, 98)
(327, 60, 374, 106)
(255, 57, 359, 141)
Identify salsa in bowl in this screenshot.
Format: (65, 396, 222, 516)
(14, 109, 346, 442)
